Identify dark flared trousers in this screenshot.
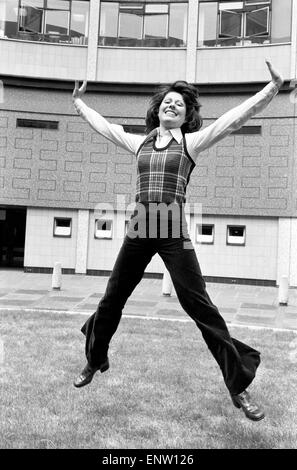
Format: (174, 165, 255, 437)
(81, 219, 260, 396)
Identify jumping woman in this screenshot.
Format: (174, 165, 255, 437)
(72, 59, 283, 421)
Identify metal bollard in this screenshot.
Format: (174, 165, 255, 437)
(278, 275, 289, 306)
(52, 262, 62, 290)
(162, 268, 172, 296)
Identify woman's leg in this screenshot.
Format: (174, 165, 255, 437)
(81, 236, 156, 368)
(157, 237, 260, 396)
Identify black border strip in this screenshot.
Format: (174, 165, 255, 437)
(0, 74, 291, 95)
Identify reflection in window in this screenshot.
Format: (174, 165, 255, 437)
(99, 2, 188, 47)
(198, 0, 291, 48)
(0, 0, 89, 44)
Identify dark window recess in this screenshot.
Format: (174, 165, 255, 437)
(200, 225, 213, 236)
(122, 125, 145, 134)
(229, 226, 245, 237)
(232, 126, 261, 135)
(53, 217, 72, 237)
(17, 119, 59, 130)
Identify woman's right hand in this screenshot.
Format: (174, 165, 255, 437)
(73, 80, 87, 101)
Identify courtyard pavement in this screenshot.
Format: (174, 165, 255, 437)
(0, 269, 297, 331)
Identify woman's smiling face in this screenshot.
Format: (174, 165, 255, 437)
(158, 92, 186, 130)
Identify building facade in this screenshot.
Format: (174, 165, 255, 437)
(0, 0, 297, 286)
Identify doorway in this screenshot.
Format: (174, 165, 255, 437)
(0, 207, 27, 268)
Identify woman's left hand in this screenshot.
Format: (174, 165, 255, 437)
(265, 59, 283, 87)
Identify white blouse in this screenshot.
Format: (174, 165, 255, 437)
(73, 81, 280, 163)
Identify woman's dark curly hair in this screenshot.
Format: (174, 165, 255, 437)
(145, 80, 203, 135)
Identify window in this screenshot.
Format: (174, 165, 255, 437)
(232, 125, 261, 135)
(1, 0, 90, 44)
(124, 219, 130, 235)
(196, 224, 215, 244)
(219, 1, 269, 46)
(95, 219, 113, 239)
(144, 4, 168, 40)
(16, 118, 59, 129)
(0, 0, 18, 39)
(226, 225, 246, 245)
(53, 217, 72, 237)
(99, 1, 188, 47)
(119, 4, 143, 41)
(122, 124, 145, 134)
(198, 0, 292, 47)
(70, 0, 89, 43)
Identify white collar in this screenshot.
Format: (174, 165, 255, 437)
(157, 127, 183, 144)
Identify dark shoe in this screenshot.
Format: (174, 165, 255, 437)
(73, 358, 109, 388)
(231, 390, 265, 421)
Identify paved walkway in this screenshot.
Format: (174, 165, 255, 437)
(1, 269, 297, 330)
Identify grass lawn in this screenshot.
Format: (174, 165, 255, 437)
(0, 309, 297, 449)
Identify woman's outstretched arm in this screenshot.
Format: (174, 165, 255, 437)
(73, 80, 145, 154)
(187, 59, 284, 158)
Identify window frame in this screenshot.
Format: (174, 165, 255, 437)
(53, 217, 72, 238)
(94, 218, 113, 239)
(196, 224, 215, 245)
(198, 0, 273, 48)
(226, 225, 246, 246)
(15, 0, 89, 44)
(98, 1, 188, 47)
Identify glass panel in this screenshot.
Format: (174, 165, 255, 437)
(118, 4, 143, 39)
(0, 0, 18, 38)
(99, 1, 119, 44)
(145, 4, 168, 14)
(245, 0, 270, 4)
(19, 0, 44, 34)
(246, 7, 268, 36)
(201, 225, 213, 236)
(220, 10, 241, 37)
(47, 0, 70, 10)
(169, 3, 187, 46)
(70, 0, 89, 42)
(45, 10, 69, 34)
(219, 2, 243, 10)
(271, 0, 291, 43)
(227, 225, 245, 245)
(144, 8, 168, 40)
(198, 2, 218, 47)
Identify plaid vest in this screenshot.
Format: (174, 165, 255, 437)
(135, 130, 196, 204)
